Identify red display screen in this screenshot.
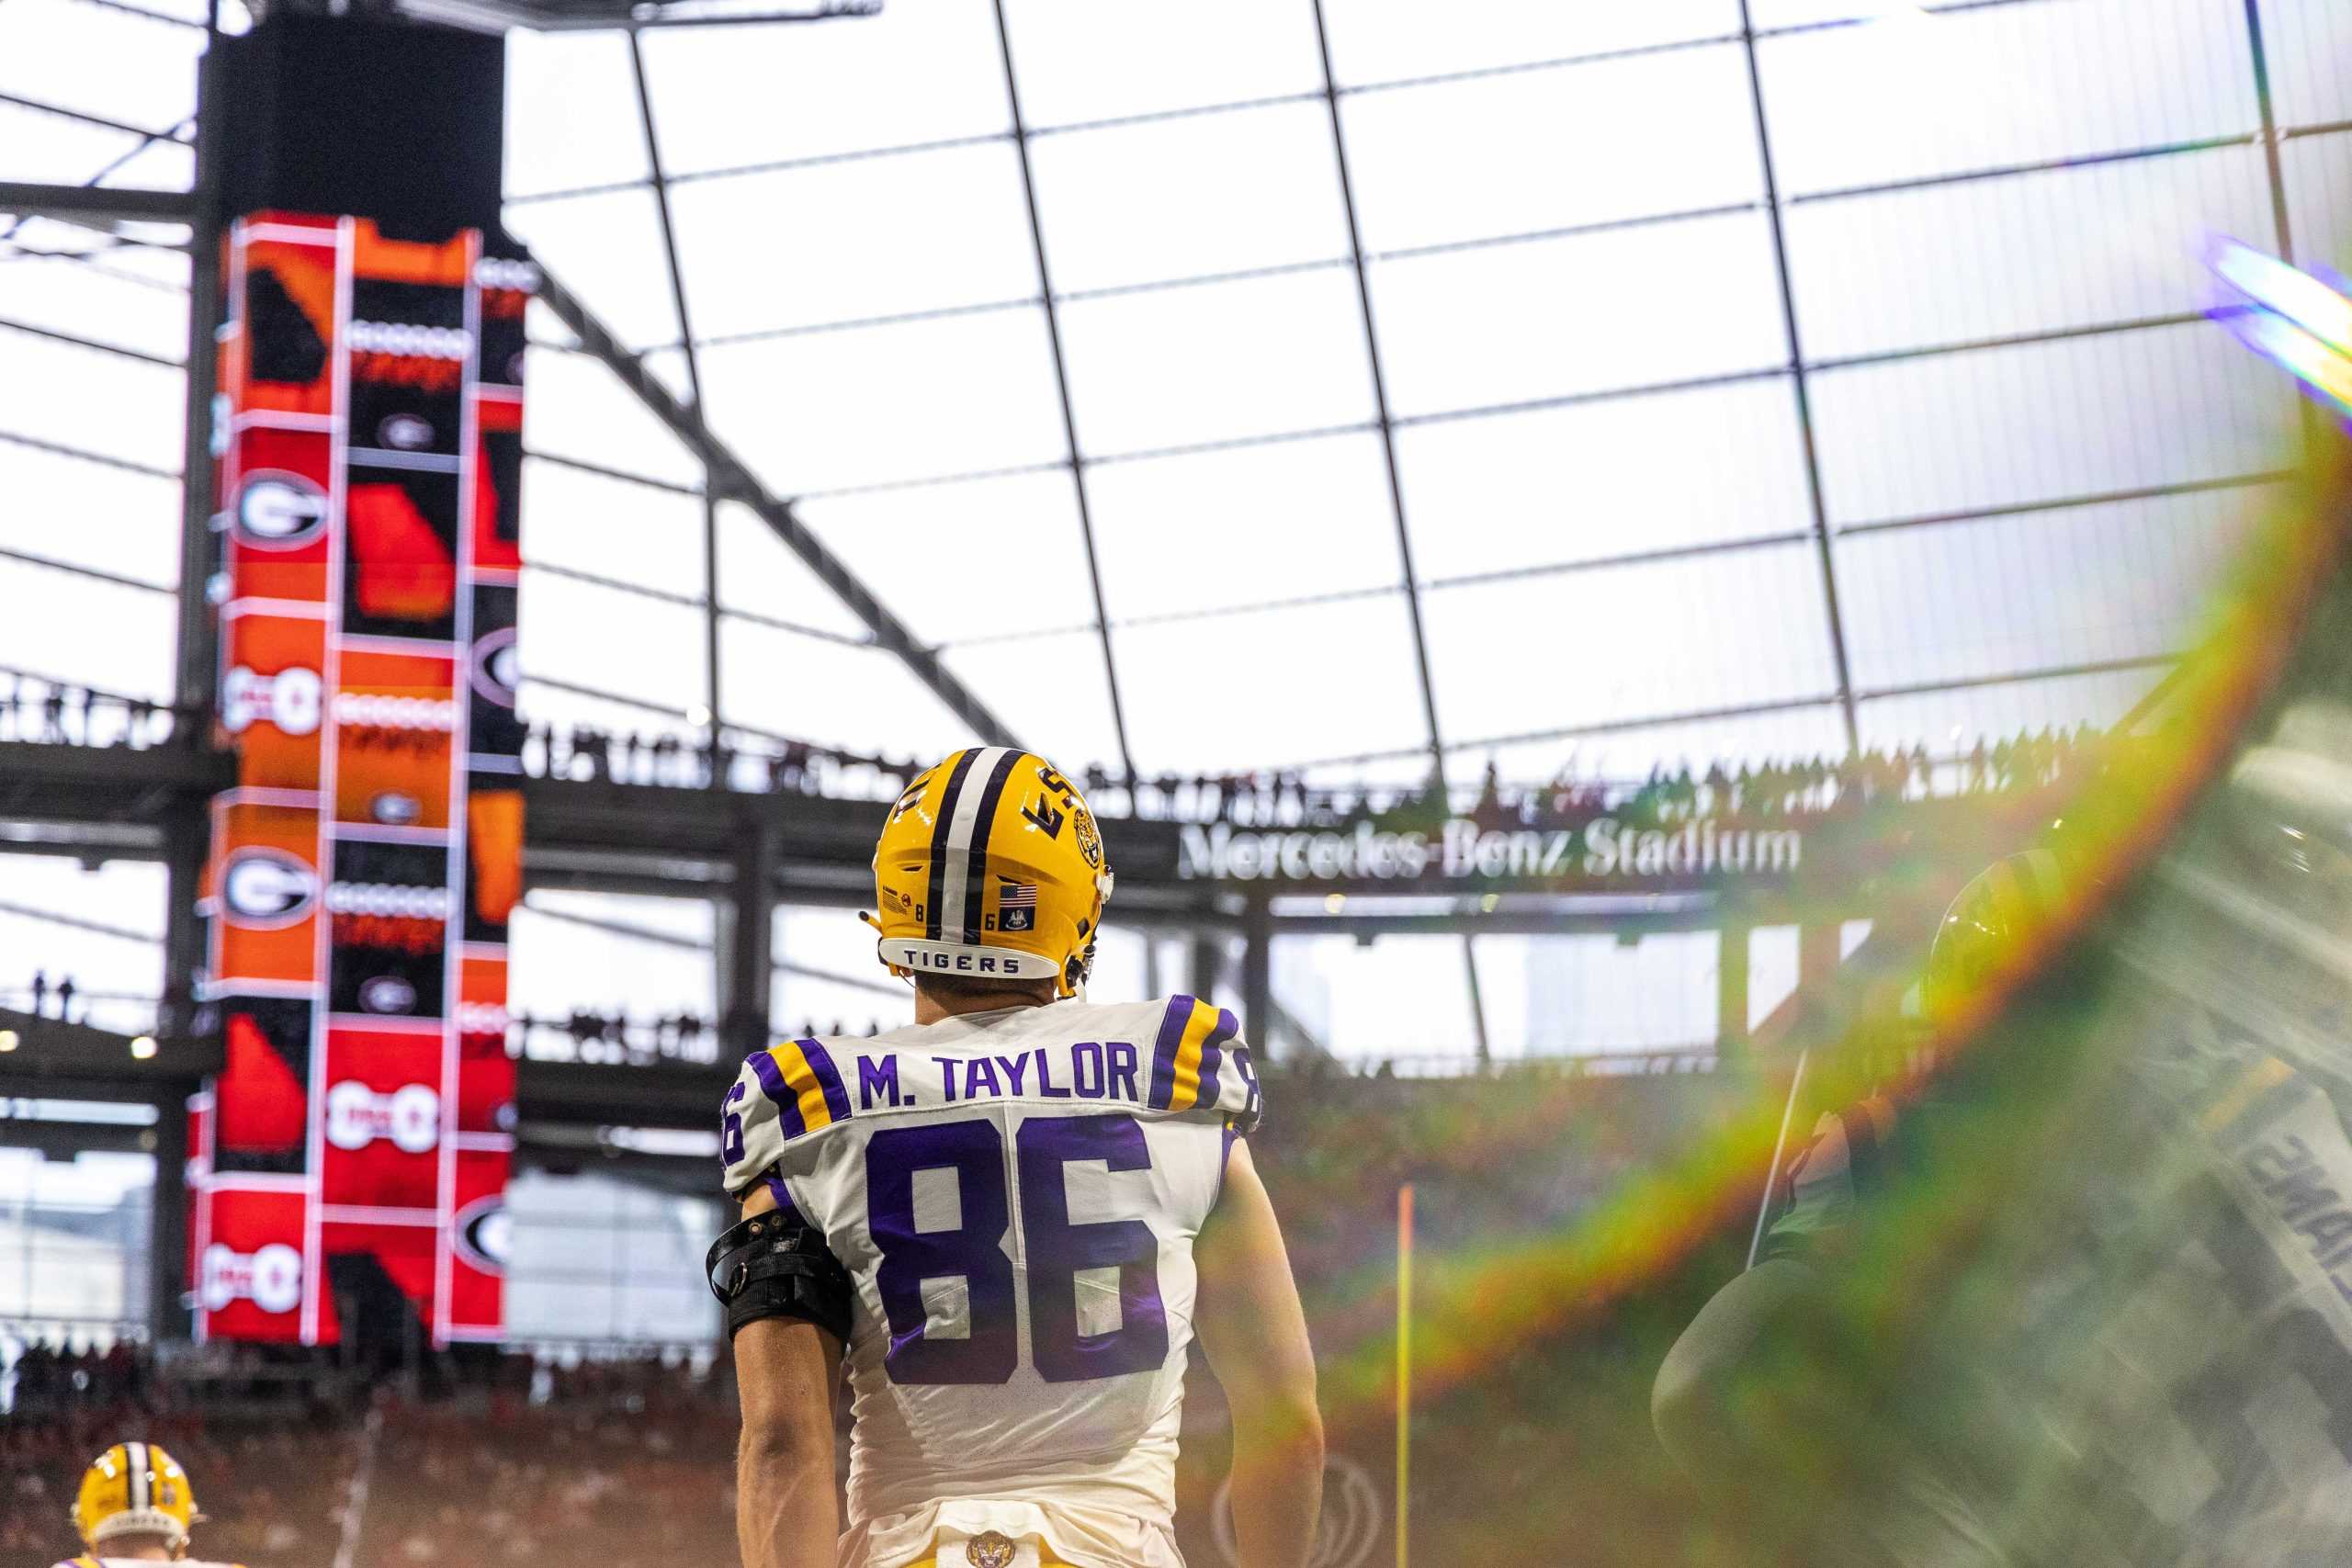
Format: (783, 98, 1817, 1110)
(191, 211, 528, 1348)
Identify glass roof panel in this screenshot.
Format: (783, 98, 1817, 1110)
(798, 467, 1099, 642)
(0, 101, 150, 183)
(0, 245, 187, 362)
(1807, 323, 2293, 527)
(1419, 544, 1841, 747)
(2284, 134, 2352, 271)
(1786, 144, 2272, 364)
(0, 442, 179, 586)
(1028, 100, 1348, 294)
(938, 630, 1125, 775)
(638, 2, 1009, 177)
(518, 563, 708, 716)
(1339, 45, 1761, 254)
(1757, 0, 2256, 197)
(0, 333, 181, 472)
(0, 0, 201, 147)
(711, 502, 876, 642)
(1000, 0, 1323, 129)
(718, 614, 973, 760)
(667, 142, 1038, 339)
(696, 306, 1066, 495)
(503, 30, 650, 197)
(1318, 0, 1741, 88)
(1368, 211, 1789, 419)
(2257, 0, 2352, 126)
(520, 676, 700, 748)
(0, 556, 175, 698)
(1085, 431, 1403, 622)
(1476, 705, 1850, 784)
(1833, 484, 2274, 693)
(1111, 592, 1428, 773)
(503, 186, 682, 353)
(1057, 269, 1374, 454)
(522, 457, 708, 602)
(1395, 379, 1811, 583)
(1855, 666, 2170, 754)
(517, 330, 707, 491)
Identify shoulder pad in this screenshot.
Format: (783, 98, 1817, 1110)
(721, 1037, 856, 1195)
(1143, 995, 1262, 1135)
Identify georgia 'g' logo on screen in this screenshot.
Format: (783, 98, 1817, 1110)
(453, 1195, 510, 1275)
(220, 846, 318, 928)
(235, 470, 329, 547)
(469, 626, 518, 708)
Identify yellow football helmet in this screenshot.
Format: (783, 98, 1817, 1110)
(869, 747, 1113, 997)
(72, 1441, 199, 1555)
(1919, 848, 2069, 1021)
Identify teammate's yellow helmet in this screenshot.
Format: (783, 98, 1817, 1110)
(869, 747, 1113, 997)
(72, 1441, 199, 1555)
(1919, 848, 2069, 1021)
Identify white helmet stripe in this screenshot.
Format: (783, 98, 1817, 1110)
(126, 1442, 148, 1510)
(936, 745, 1011, 947)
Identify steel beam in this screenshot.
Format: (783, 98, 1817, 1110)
(531, 265, 1021, 748)
(0, 180, 197, 231)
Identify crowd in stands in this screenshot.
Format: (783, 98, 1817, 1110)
(521, 714, 2108, 829)
(0, 671, 2105, 835)
(0, 677, 189, 750)
(6, 1338, 150, 1416)
(0, 1343, 747, 1568)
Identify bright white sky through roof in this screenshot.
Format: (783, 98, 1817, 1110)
(0, 0, 2345, 1058)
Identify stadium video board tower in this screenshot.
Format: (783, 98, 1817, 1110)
(187, 17, 526, 1348)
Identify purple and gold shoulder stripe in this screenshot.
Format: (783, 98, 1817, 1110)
(748, 1037, 855, 1141)
(1148, 995, 1262, 1133)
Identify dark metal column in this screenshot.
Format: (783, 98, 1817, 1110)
(148, 1086, 191, 1340)
(175, 37, 225, 718)
(1190, 931, 1226, 1001)
(721, 811, 779, 1060)
(1241, 895, 1273, 1057)
(2238, 0, 2299, 266)
(987, 0, 1139, 782)
(1736, 0, 1861, 756)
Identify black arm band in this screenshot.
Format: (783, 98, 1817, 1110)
(707, 1209, 854, 1343)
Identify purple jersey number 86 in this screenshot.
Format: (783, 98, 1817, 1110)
(865, 1114, 1170, 1385)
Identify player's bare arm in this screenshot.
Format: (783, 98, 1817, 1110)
(728, 1179, 847, 1568)
(1195, 1137, 1324, 1568)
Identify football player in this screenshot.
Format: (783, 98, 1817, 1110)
(55, 1442, 245, 1568)
(1653, 696, 2352, 1566)
(713, 749, 1324, 1568)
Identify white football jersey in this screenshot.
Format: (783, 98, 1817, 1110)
(721, 995, 1262, 1568)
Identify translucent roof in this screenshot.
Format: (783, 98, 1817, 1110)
(1, 0, 2346, 1058)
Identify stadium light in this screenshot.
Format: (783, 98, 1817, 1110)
(130, 1035, 158, 1059)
